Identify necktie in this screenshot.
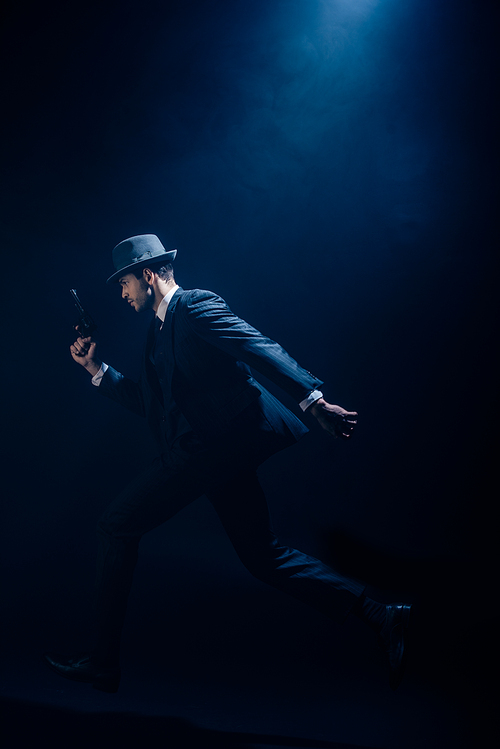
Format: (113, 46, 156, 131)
(150, 315, 162, 364)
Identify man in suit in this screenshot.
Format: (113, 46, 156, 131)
(44, 234, 411, 693)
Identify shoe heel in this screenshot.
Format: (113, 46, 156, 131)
(402, 605, 412, 628)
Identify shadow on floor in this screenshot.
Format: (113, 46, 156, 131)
(0, 697, 381, 749)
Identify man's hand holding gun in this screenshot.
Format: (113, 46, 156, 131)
(70, 289, 101, 377)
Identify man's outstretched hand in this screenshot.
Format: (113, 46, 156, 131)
(309, 398, 358, 440)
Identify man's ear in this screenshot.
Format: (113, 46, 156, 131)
(142, 268, 154, 285)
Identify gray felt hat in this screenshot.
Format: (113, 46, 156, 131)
(106, 234, 177, 284)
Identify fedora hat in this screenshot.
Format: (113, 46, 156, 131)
(106, 234, 177, 284)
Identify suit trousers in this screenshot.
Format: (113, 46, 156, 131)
(94, 416, 365, 664)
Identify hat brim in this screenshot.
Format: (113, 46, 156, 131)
(106, 250, 177, 284)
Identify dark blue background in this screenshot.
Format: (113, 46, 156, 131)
(0, 1, 497, 745)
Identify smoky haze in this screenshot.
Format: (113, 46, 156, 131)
(0, 3, 497, 739)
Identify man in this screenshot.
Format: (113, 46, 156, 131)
(44, 234, 411, 693)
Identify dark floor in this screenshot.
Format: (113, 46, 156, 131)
(1, 507, 495, 749)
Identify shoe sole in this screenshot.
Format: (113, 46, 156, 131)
(43, 654, 120, 693)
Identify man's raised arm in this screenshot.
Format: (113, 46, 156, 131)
(70, 332, 146, 418)
(70, 333, 102, 377)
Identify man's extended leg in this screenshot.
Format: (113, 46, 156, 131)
(207, 469, 411, 689)
(207, 470, 365, 623)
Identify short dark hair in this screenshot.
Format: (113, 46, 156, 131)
(133, 263, 174, 282)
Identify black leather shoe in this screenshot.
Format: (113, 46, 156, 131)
(43, 652, 121, 693)
(378, 603, 412, 690)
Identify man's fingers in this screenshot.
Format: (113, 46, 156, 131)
(71, 337, 92, 357)
(337, 415, 356, 439)
(338, 424, 355, 439)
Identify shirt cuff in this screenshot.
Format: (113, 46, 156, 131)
(91, 362, 108, 386)
(299, 389, 323, 412)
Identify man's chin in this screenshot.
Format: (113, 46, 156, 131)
(128, 300, 150, 313)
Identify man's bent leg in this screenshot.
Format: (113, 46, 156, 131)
(93, 451, 207, 665)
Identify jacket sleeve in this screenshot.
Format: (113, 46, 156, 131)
(97, 365, 146, 418)
(182, 289, 324, 403)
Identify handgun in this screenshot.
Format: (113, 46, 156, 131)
(70, 289, 97, 339)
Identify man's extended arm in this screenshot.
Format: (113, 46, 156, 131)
(183, 290, 323, 402)
(183, 290, 358, 439)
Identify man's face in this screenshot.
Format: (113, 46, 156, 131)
(119, 272, 154, 313)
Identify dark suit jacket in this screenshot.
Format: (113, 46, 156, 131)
(99, 288, 324, 458)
